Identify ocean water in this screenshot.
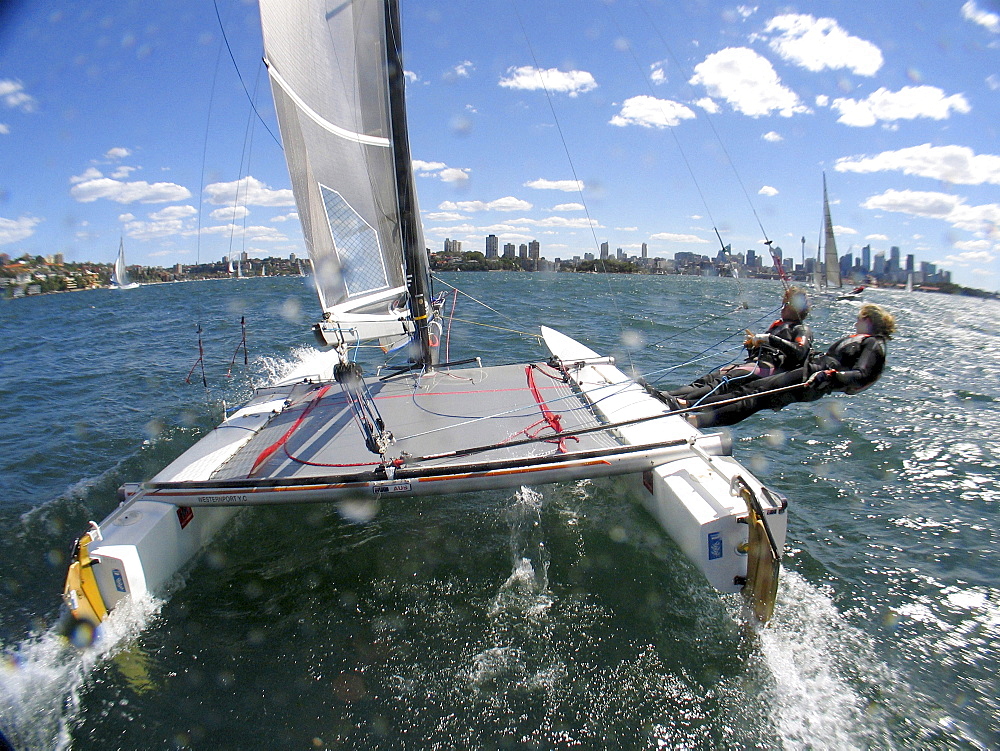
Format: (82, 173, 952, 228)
(0, 273, 997, 749)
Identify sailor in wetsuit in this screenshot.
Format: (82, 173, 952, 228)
(685, 303, 895, 428)
(669, 286, 813, 404)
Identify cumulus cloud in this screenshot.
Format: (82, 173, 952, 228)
(105, 147, 132, 160)
(71, 176, 192, 204)
(759, 185, 779, 196)
(0, 215, 41, 245)
(762, 131, 783, 142)
(150, 205, 197, 220)
(438, 196, 532, 212)
(836, 144, 1000, 185)
(862, 188, 1000, 235)
(610, 95, 697, 128)
(499, 66, 597, 97)
(649, 232, 710, 243)
(551, 203, 585, 211)
(829, 86, 971, 127)
(70, 167, 104, 184)
(450, 60, 475, 79)
(203, 176, 294, 207)
(524, 178, 583, 192)
(962, 1, 1000, 33)
(413, 160, 471, 184)
(210, 205, 248, 221)
(689, 48, 808, 118)
(761, 14, 883, 75)
(0, 79, 37, 112)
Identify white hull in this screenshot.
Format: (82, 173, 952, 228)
(65, 328, 785, 630)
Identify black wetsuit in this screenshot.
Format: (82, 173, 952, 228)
(669, 318, 813, 402)
(689, 333, 887, 428)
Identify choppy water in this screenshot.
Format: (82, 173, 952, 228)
(1, 273, 997, 749)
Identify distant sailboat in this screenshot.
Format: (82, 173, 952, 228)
(821, 173, 841, 290)
(819, 174, 863, 301)
(110, 238, 139, 290)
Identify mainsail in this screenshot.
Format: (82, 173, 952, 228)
(259, 0, 434, 357)
(822, 173, 841, 289)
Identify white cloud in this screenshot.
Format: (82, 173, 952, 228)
(862, 188, 1000, 234)
(829, 86, 971, 127)
(551, 203, 585, 211)
(451, 60, 474, 78)
(425, 212, 467, 222)
(438, 196, 532, 212)
(105, 147, 132, 160)
(210, 205, 248, 221)
(0, 79, 37, 112)
(70, 167, 104, 184)
(499, 66, 597, 97)
(404, 70, 420, 84)
(71, 177, 192, 204)
(761, 14, 883, 75)
(150, 205, 197, 220)
(941, 249, 997, 267)
(650, 61, 669, 84)
(203, 176, 294, 207)
(0, 124, 9, 135)
(610, 95, 697, 128)
(414, 160, 470, 184)
(649, 232, 710, 243)
(962, 1, 1000, 33)
(689, 48, 808, 118)
(762, 131, 783, 142)
(0, 215, 41, 245)
(524, 178, 584, 192)
(759, 185, 779, 196)
(837, 144, 1000, 185)
(270, 211, 298, 223)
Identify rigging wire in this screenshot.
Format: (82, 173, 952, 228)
(509, 0, 636, 372)
(634, 0, 773, 250)
(212, 0, 282, 150)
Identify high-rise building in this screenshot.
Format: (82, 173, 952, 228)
(600, 241, 609, 259)
(905, 254, 914, 272)
(485, 234, 499, 258)
(503, 243, 515, 258)
(873, 252, 885, 275)
(861, 244, 871, 272)
(528, 240, 540, 260)
(519, 243, 528, 259)
(616, 247, 624, 260)
(641, 242, 647, 259)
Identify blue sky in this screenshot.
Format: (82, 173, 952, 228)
(0, 0, 998, 289)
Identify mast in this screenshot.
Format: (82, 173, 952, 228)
(385, 0, 434, 367)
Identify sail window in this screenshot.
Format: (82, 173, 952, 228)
(320, 184, 390, 297)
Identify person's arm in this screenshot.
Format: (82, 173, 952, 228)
(752, 323, 813, 366)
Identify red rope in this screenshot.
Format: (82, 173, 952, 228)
(524, 365, 577, 453)
(249, 384, 331, 476)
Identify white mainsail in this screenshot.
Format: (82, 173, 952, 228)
(259, 0, 432, 352)
(822, 173, 842, 289)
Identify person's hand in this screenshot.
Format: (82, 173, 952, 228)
(744, 330, 761, 350)
(808, 368, 836, 385)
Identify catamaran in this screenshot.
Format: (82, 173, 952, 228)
(110, 238, 139, 290)
(62, 0, 788, 641)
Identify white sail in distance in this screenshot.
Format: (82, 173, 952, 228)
(822, 173, 842, 289)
